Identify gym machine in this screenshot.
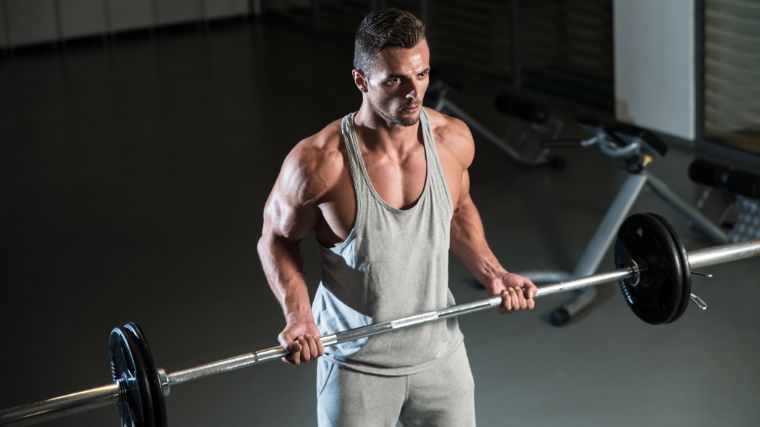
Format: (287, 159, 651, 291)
(689, 158, 760, 242)
(426, 69, 565, 169)
(521, 117, 730, 326)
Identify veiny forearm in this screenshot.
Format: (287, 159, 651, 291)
(257, 233, 313, 320)
(450, 197, 508, 284)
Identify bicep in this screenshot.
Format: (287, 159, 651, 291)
(262, 151, 325, 242)
(263, 180, 320, 243)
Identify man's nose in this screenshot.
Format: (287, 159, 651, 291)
(405, 81, 423, 100)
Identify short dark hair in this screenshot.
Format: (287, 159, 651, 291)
(353, 9, 426, 72)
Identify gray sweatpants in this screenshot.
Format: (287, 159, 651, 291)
(316, 344, 476, 427)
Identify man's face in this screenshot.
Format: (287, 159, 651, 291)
(356, 40, 430, 127)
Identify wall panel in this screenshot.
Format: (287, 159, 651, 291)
(107, 0, 155, 32)
(204, 0, 249, 20)
(6, 0, 58, 46)
(156, 0, 202, 26)
(60, 0, 107, 39)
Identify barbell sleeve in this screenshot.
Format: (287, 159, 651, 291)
(2, 239, 759, 426)
(0, 384, 120, 427)
(686, 239, 760, 269)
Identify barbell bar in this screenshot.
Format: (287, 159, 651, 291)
(1, 214, 760, 426)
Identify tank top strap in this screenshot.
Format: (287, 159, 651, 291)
(340, 113, 363, 188)
(340, 112, 368, 227)
(419, 108, 454, 217)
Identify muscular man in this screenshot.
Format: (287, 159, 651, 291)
(258, 8, 537, 426)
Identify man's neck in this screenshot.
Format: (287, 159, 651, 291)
(353, 105, 422, 156)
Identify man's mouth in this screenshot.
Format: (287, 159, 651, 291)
(401, 103, 421, 113)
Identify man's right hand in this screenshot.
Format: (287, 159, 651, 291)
(277, 313, 325, 365)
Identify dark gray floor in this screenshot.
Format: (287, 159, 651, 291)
(1, 18, 759, 427)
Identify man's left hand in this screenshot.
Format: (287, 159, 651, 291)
(485, 272, 538, 314)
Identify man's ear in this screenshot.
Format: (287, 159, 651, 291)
(352, 68, 369, 93)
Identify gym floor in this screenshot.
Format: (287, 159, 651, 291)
(1, 17, 758, 427)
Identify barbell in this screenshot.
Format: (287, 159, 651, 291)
(1, 213, 759, 426)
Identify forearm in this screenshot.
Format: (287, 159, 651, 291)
(450, 197, 508, 284)
(258, 231, 324, 362)
(257, 233, 313, 321)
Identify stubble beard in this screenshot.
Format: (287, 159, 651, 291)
(380, 105, 421, 127)
(395, 115, 420, 127)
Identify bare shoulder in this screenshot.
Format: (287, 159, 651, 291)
(278, 118, 346, 206)
(425, 107, 475, 169)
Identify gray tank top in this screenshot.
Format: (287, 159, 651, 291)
(313, 109, 463, 376)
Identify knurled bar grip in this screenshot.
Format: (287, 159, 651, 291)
(2, 239, 759, 426)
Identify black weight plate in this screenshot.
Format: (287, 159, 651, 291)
(123, 323, 168, 427)
(110, 326, 156, 427)
(648, 213, 692, 323)
(615, 213, 684, 324)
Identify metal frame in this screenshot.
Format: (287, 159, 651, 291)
(694, 0, 704, 142)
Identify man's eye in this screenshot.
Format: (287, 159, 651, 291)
(385, 78, 401, 86)
(418, 71, 429, 79)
